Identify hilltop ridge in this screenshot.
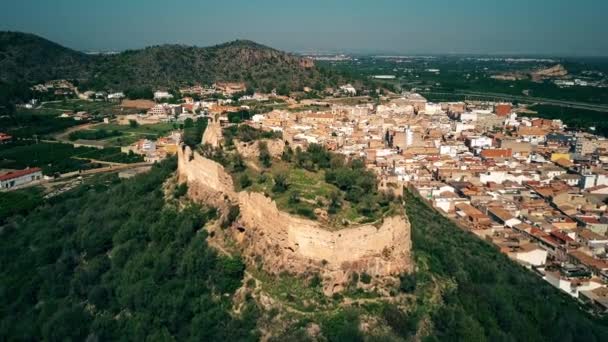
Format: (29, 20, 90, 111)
(0, 32, 339, 91)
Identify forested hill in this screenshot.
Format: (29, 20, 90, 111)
(0, 32, 90, 82)
(0, 31, 348, 91)
(0, 159, 260, 340)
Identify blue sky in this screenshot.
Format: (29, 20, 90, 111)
(1, 0, 607, 56)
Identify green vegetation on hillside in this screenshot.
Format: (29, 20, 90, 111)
(404, 191, 608, 341)
(1, 32, 356, 93)
(0, 186, 43, 224)
(0, 159, 260, 341)
(206, 135, 398, 225)
(223, 124, 282, 145)
(0, 31, 90, 84)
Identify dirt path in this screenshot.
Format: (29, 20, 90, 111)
(54, 122, 101, 143)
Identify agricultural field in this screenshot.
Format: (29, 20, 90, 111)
(40, 99, 119, 114)
(65, 122, 178, 147)
(0, 141, 143, 175)
(1, 107, 80, 138)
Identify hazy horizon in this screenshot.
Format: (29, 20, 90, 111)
(2, 0, 608, 57)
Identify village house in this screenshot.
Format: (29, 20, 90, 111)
(0, 168, 43, 190)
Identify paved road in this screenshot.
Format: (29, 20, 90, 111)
(420, 91, 608, 112)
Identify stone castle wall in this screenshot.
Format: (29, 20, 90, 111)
(177, 146, 412, 294)
(177, 145, 236, 208)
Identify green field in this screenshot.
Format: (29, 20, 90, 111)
(41, 99, 120, 115)
(95, 122, 176, 135)
(72, 122, 178, 146)
(68, 129, 123, 141)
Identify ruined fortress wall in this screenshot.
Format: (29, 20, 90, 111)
(178, 147, 412, 294)
(237, 192, 411, 278)
(201, 118, 223, 147)
(177, 145, 236, 207)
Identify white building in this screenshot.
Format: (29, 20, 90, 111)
(510, 245, 548, 267)
(108, 92, 125, 101)
(154, 91, 174, 101)
(1, 168, 43, 190)
(467, 136, 493, 149)
(339, 84, 357, 96)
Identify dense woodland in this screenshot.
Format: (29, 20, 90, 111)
(0, 32, 354, 94)
(0, 159, 260, 341)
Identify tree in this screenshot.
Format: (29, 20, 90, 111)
(231, 153, 246, 172)
(288, 191, 300, 205)
(272, 173, 289, 193)
(277, 83, 290, 96)
(174, 183, 188, 198)
(258, 141, 271, 168)
(328, 191, 342, 214)
(281, 145, 293, 162)
(184, 118, 194, 128)
(129, 119, 139, 128)
(239, 174, 252, 189)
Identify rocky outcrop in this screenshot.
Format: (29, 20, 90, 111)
(531, 64, 568, 80)
(177, 146, 412, 295)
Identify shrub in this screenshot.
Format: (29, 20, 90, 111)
(295, 206, 316, 220)
(399, 273, 416, 293)
(258, 141, 271, 168)
(272, 173, 289, 193)
(174, 183, 188, 198)
(239, 174, 252, 189)
(360, 272, 372, 284)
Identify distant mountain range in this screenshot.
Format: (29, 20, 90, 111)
(0, 31, 349, 92)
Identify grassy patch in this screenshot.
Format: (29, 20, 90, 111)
(68, 129, 123, 141)
(41, 99, 119, 115)
(251, 269, 329, 312)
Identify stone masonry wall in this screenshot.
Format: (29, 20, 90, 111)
(178, 146, 412, 295)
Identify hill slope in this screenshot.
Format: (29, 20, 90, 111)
(0, 32, 337, 91)
(0, 32, 91, 82)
